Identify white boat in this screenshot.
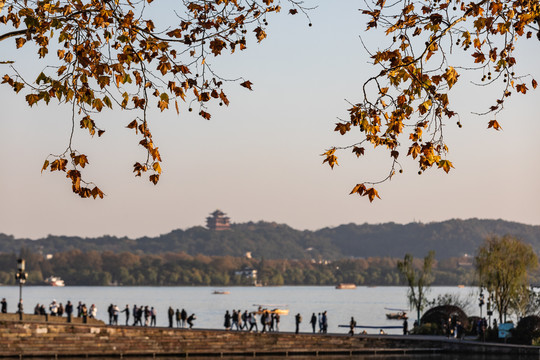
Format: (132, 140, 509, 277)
(44, 276, 65, 287)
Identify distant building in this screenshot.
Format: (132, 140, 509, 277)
(206, 210, 231, 231)
(235, 267, 258, 279)
(457, 254, 473, 267)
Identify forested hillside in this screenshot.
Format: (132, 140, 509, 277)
(1, 218, 539, 260)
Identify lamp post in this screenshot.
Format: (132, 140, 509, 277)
(486, 293, 493, 329)
(478, 288, 485, 319)
(15, 259, 27, 321)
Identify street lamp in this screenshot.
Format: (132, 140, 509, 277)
(478, 288, 485, 318)
(15, 259, 27, 321)
(486, 293, 493, 329)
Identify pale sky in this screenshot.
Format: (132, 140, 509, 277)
(1, 1, 539, 239)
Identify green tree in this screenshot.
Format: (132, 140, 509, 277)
(475, 235, 538, 323)
(397, 251, 435, 324)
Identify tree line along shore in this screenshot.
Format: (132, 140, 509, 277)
(0, 246, 537, 287)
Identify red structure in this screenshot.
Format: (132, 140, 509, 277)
(206, 210, 231, 231)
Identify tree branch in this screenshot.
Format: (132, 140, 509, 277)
(0, 29, 34, 43)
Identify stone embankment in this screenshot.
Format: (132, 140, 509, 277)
(0, 314, 539, 358)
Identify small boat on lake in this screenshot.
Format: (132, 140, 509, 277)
(335, 283, 356, 289)
(44, 276, 65, 287)
(212, 290, 230, 295)
(253, 304, 289, 316)
(384, 307, 408, 320)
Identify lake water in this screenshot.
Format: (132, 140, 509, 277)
(0, 285, 480, 334)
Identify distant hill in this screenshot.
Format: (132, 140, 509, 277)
(1, 219, 539, 259)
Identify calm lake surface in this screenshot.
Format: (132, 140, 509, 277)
(0, 285, 479, 334)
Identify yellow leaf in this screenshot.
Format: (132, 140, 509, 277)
(41, 160, 49, 173)
(350, 183, 366, 196)
(363, 187, 381, 202)
(437, 159, 454, 173)
(153, 162, 162, 174)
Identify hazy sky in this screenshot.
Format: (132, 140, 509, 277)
(1, 1, 539, 239)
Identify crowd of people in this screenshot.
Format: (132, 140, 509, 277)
(1, 297, 407, 336)
(222, 308, 282, 333)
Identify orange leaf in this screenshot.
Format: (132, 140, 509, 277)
(487, 120, 502, 131)
(41, 160, 49, 173)
(363, 187, 381, 202)
(240, 81, 253, 90)
(350, 183, 366, 196)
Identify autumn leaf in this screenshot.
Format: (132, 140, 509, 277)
(240, 81, 253, 90)
(149, 174, 160, 185)
(437, 160, 454, 173)
(364, 187, 381, 202)
(352, 147, 365, 157)
(487, 120, 502, 131)
(407, 143, 421, 159)
(126, 120, 138, 131)
(91, 186, 105, 199)
(41, 160, 49, 173)
(516, 84, 528, 94)
(350, 183, 366, 196)
(200, 111, 211, 120)
(334, 122, 351, 135)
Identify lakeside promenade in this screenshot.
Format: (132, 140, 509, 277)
(1, 313, 540, 358)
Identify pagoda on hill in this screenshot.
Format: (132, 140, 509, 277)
(206, 210, 231, 231)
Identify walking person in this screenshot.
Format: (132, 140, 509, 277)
(168, 306, 174, 328)
(121, 304, 130, 326)
(295, 313, 302, 334)
(82, 304, 88, 324)
(310, 313, 317, 333)
(181, 308, 187, 328)
(322, 311, 328, 334)
(1, 298, 6, 313)
(249, 312, 258, 332)
(113, 305, 120, 325)
(150, 307, 157, 327)
(144, 306, 150, 326)
(274, 313, 280, 332)
(241, 310, 249, 330)
(237, 309, 243, 330)
(403, 319, 408, 335)
(175, 309, 181, 327)
(260, 311, 268, 333)
(65, 301, 73, 323)
(77, 301, 83, 317)
(89, 304, 97, 319)
(231, 310, 239, 330)
(224, 310, 231, 330)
